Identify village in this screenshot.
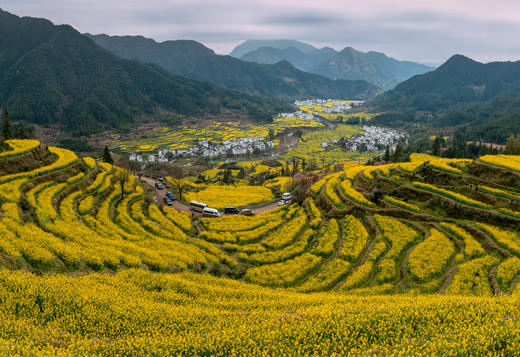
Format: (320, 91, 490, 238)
(130, 136, 276, 163)
(344, 125, 407, 152)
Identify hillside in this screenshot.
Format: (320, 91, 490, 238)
(0, 9, 292, 136)
(1, 140, 520, 353)
(311, 47, 433, 89)
(1, 140, 520, 290)
(369, 55, 520, 141)
(229, 39, 318, 58)
(371, 55, 520, 111)
(234, 40, 432, 89)
(87, 34, 381, 100)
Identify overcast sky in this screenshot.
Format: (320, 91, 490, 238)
(2, 0, 520, 65)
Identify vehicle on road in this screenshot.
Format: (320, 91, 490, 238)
(190, 201, 208, 213)
(282, 192, 292, 201)
(278, 200, 287, 206)
(224, 206, 240, 215)
(241, 208, 254, 216)
(202, 207, 220, 218)
(155, 182, 164, 190)
(166, 191, 176, 201)
(163, 196, 173, 206)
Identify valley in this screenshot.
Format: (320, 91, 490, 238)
(1, 4, 520, 356)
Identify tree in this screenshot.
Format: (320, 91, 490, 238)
(392, 143, 403, 162)
(505, 134, 520, 155)
(383, 145, 391, 162)
(14, 122, 28, 139)
(102, 146, 113, 164)
(432, 136, 441, 156)
(115, 169, 129, 201)
(291, 157, 298, 177)
(170, 166, 187, 201)
(129, 159, 140, 173)
(268, 128, 275, 140)
(2, 111, 13, 140)
(165, 151, 175, 162)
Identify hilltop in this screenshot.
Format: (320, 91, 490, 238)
(0, 9, 292, 136)
(234, 40, 433, 89)
(87, 34, 381, 100)
(369, 55, 520, 142)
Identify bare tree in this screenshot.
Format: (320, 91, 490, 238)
(115, 168, 129, 201)
(170, 166, 187, 201)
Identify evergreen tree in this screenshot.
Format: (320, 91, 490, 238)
(392, 143, 403, 162)
(432, 136, 441, 156)
(102, 146, 113, 164)
(505, 134, 520, 155)
(383, 145, 391, 162)
(2, 111, 13, 140)
(14, 122, 27, 139)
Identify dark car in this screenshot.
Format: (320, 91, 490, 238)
(155, 182, 164, 190)
(241, 208, 254, 216)
(224, 206, 240, 215)
(166, 191, 176, 201)
(163, 196, 173, 206)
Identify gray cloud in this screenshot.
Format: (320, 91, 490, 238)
(1, 0, 520, 65)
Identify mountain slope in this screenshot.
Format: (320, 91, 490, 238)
(87, 34, 381, 100)
(311, 47, 433, 89)
(371, 55, 520, 112)
(229, 39, 317, 58)
(0, 9, 291, 136)
(369, 55, 520, 143)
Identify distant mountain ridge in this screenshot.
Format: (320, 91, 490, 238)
(88, 34, 382, 100)
(0, 9, 292, 136)
(371, 55, 520, 111)
(233, 40, 433, 89)
(229, 39, 318, 58)
(369, 54, 520, 143)
(240, 46, 338, 71)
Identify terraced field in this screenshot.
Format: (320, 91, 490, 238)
(1, 140, 520, 297)
(2, 139, 520, 354)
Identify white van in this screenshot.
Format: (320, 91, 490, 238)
(202, 207, 220, 218)
(190, 201, 207, 213)
(282, 192, 292, 201)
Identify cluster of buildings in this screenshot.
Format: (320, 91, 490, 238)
(130, 137, 275, 163)
(344, 126, 406, 152)
(294, 99, 342, 106)
(278, 110, 315, 120)
(322, 102, 353, 114)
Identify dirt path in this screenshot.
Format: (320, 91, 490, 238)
(140, 176, 282, 217)
(253, 201, 282, 214)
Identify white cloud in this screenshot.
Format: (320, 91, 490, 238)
(2, 0, 520, 64)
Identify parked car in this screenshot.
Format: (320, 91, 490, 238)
(166, 191, 176, 201)
(282, 192, 292, 201)
(190, 201, 208, 213)
(278, 200, 287, 206)
(155, 182, 164, 190)
(241, 208, 254, 216)
(163, 196, 173, 206)
(202, 207, 220, 218)
(224, 206, 240, 215)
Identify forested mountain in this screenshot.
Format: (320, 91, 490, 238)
(310, 47, 433, 89)
(87, 34, 381, 100)
(372, 55, 520, 111)
(234, 40, 432, 89)
(229, 39, 318, 58)
(369, 55, 520, 143)
(0, 9, 292, 136)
